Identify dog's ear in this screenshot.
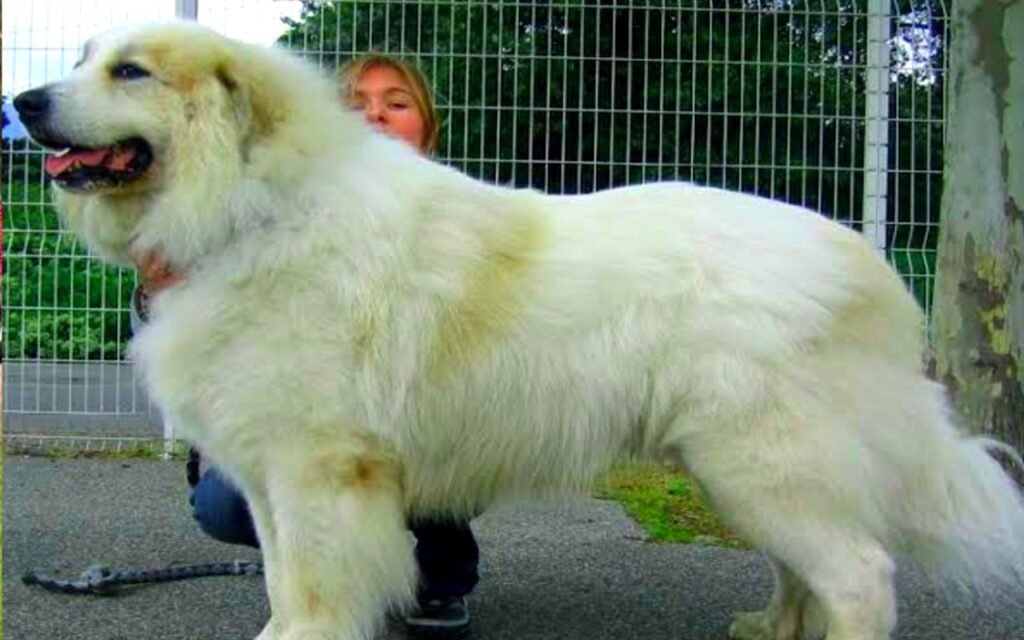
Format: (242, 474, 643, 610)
(215, 54, 278, 154)
(215, 64, 250, 129)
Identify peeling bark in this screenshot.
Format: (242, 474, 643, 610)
(931, 0, 1024, 450)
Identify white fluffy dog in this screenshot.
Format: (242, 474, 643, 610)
(14, 21, 1024, 640)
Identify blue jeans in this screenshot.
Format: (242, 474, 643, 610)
(191, 467, 480, 599)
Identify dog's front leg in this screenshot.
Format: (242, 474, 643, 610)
(247, 487, 286, 640)
(264, 445, 417, 640)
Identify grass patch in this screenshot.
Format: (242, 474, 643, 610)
(595, 462, 748, 548)
(4, 437, 189, 460)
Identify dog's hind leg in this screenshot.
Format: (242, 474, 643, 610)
(671, 416, 896, 637)
(727, 517, 896, 640)
(787, 535, 894, 640)
(264, 443, 417, 640)
(729, 556, 825, 640)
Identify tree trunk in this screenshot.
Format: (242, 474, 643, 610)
(931, 0, 1024, 450)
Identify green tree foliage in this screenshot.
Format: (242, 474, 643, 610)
(280, 1, 946, 224)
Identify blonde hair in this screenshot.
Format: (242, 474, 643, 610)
(337, 54, 441, 155)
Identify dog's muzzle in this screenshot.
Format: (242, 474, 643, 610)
(14, 87, 155, 193)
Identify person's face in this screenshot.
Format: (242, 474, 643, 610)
(346, 65, 427, 153)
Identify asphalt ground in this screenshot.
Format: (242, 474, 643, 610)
(4, 455, 1023, 640)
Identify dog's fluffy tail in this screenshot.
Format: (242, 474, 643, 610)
(898, 398, 1024, 598)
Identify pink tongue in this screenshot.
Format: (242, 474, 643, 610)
(45, 148, 112, 177)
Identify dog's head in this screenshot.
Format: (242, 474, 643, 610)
(13, 21, 256, 196)
(12, 22, 353, 266)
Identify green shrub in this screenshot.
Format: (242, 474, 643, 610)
(3, 181, 135, 360)
(889, 247, 936, 314)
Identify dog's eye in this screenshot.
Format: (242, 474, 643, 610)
(111, 63, 150, 80)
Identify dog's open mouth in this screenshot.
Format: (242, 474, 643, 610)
(43, 138, 153, 191)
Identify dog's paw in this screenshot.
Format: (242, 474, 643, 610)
(729, 610, 787, 640)
(253, 617, 281, 640)
(278, 627, 340, 640)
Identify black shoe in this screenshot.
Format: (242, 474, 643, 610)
(404, 596, 470, 638)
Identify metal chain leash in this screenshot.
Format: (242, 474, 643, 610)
(22, 560, 264, 596)
(23, 448, 263, 596)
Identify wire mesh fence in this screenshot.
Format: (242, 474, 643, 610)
(1, 0, 950, 434)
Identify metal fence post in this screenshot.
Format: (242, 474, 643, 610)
(862, 0, 893, 255)
(176, 0, 198, 21)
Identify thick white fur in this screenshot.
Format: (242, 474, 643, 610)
(39, 21, 1024, 640)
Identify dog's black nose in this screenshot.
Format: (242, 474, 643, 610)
(14, 89, 51, 123)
